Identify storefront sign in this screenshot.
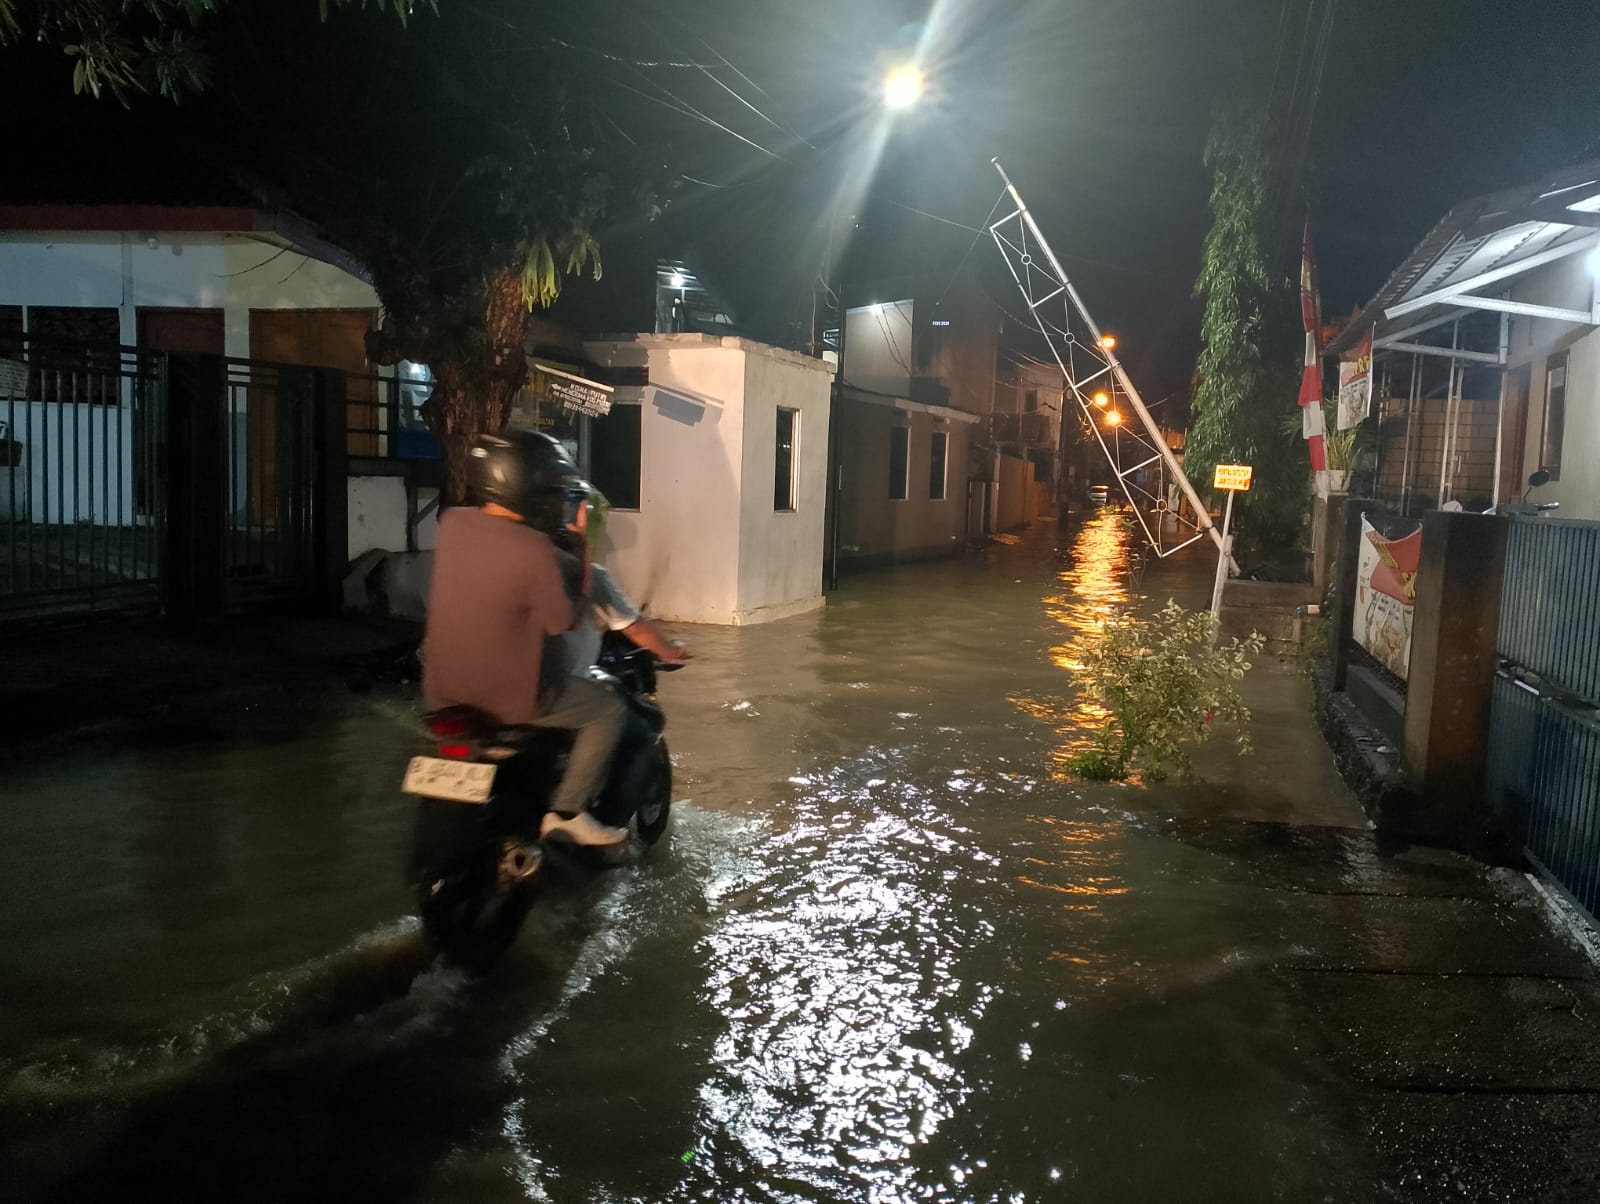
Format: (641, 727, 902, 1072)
(1337, 326, 1374, 430)
(1353, 516, 1421, 680)
(529, 363, 613, 417)
(1213, 463, 1253, 492)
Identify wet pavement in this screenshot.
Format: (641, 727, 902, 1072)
(4, 513, 1600, 1203)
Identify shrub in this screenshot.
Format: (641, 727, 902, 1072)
(1065, 600, 1264, 782)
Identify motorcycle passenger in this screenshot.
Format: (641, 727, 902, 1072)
(554, 492, 689, 826)
(421, 431, 627, 848)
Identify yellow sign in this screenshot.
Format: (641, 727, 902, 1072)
(1213, 463, 1253, 492)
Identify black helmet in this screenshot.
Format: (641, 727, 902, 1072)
(467, 430, 584, 533)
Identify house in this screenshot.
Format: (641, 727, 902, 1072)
(1324, 159, 1600, 518)
(828, 269, 1054, 569)
(548, 332, 834, 625)
(0, 203, 445, 572)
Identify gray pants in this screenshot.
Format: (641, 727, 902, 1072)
(531, 671, 626, 817)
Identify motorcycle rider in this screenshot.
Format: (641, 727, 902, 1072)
(421, 431, 627, 848)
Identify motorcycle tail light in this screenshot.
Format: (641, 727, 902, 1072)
(428, 717, 469, 737)
(437, 743, 472, 759)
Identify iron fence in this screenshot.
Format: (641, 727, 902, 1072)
(1, 339, 345, 622)
(1485, 516, 1600, 923)
(0, 340, 166, 618)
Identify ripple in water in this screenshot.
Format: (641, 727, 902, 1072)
(683, 748, 1003, 1201)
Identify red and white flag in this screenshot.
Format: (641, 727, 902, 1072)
(1299, 217, 1328, 497)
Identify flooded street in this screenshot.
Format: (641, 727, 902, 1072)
(2, 514, 1580, 1202)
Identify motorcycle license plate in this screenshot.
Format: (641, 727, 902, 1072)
(402, 757, 496, 804)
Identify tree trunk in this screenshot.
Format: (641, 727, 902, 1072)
(422, 267, 530, 506)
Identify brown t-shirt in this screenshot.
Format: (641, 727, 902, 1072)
(421, 507, 575, 725)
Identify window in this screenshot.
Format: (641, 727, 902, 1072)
(0, 306, 21, 360)
(1023, 388, 1039, 414)
(1541, 351, 1567, 480)
(888, 425, 909, 500)
(930, 430, 948, 500)
(590, 403, 642, 509)
(26, 306, 122, 404)
(774, 406, 798, 511)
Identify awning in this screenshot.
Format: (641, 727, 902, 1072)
(1326, 158, 1600, 364)
(841, 386, 983, 424)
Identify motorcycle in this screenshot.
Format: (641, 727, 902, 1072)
(401, 632, 680, 971)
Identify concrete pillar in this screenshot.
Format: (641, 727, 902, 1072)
(313, 367, 350, 612)
(1329, 496, 1379, 690)
(1312, 490, 1348, 603)
(162, 351, 227, 622)
(1399, 510, 1510, 841)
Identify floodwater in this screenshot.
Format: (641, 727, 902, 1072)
(2, 514, 1379, 1203)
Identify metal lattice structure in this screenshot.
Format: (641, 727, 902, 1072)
(988, 160, 1223, 559)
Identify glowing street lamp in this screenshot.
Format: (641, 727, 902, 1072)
(1105, 410, 1122, 426)
(883, 64, 925, 111)
(1098, 334, 1117, 351)
(1092, 391, 1110, 407)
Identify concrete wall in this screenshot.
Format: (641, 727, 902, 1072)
(1506, 254, 1600, 519)
(581, 334, 832, 625)
(995, 453, 1039, 531)
(735, 343, 832, 622)
(347, 476, 438, 560)
(915, 270, 1001, 418)
(837, 397, 974, 564)
(842, 299, 915, 398)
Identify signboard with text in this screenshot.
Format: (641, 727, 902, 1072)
(1337, 326, 1374, 430)
(1352, 517, 1421, 680)
(1213, 463, 1253, 492)
(528, 365, 613, 418)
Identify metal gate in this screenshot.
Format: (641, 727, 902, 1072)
(1, 340, 344, 622)
(1, 342, 167, 619)
(1484, 516, 1600, 923)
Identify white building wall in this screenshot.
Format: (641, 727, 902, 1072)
(1506, 254, 1600, 519)
(735, 344, 831, 623)
(585, 337, 745, 624)
(582, 334, 832, 626)
(0, 230, 380, 353)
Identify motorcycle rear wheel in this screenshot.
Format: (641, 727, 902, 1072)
(418, 843, 540, 973)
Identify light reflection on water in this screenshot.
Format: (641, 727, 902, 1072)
(686, 752, 1003, 1202)
(1009, 511, 1137, 775)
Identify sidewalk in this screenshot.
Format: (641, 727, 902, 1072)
(1159, 657, 1600, 1197)
(0, 613, 420, 758)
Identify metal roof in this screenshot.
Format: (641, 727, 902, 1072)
(1325, 158, 1600, 359)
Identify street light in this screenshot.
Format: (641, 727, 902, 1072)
(883, 65, 925, 111)
(1092, 391, 1110, 407)
(1105, 410, 1122, 426)
(1099, 334, 1117, 351)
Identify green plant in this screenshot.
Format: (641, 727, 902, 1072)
(1279, 396, 1361, 470)
(1065, 600, 1265, 782)
(1187, 97, 1306, 555)
(1294, 615, 1329, 679)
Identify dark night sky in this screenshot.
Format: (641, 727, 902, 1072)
(638, 0, 1600, 403)
(7, 0, 1599, 407)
